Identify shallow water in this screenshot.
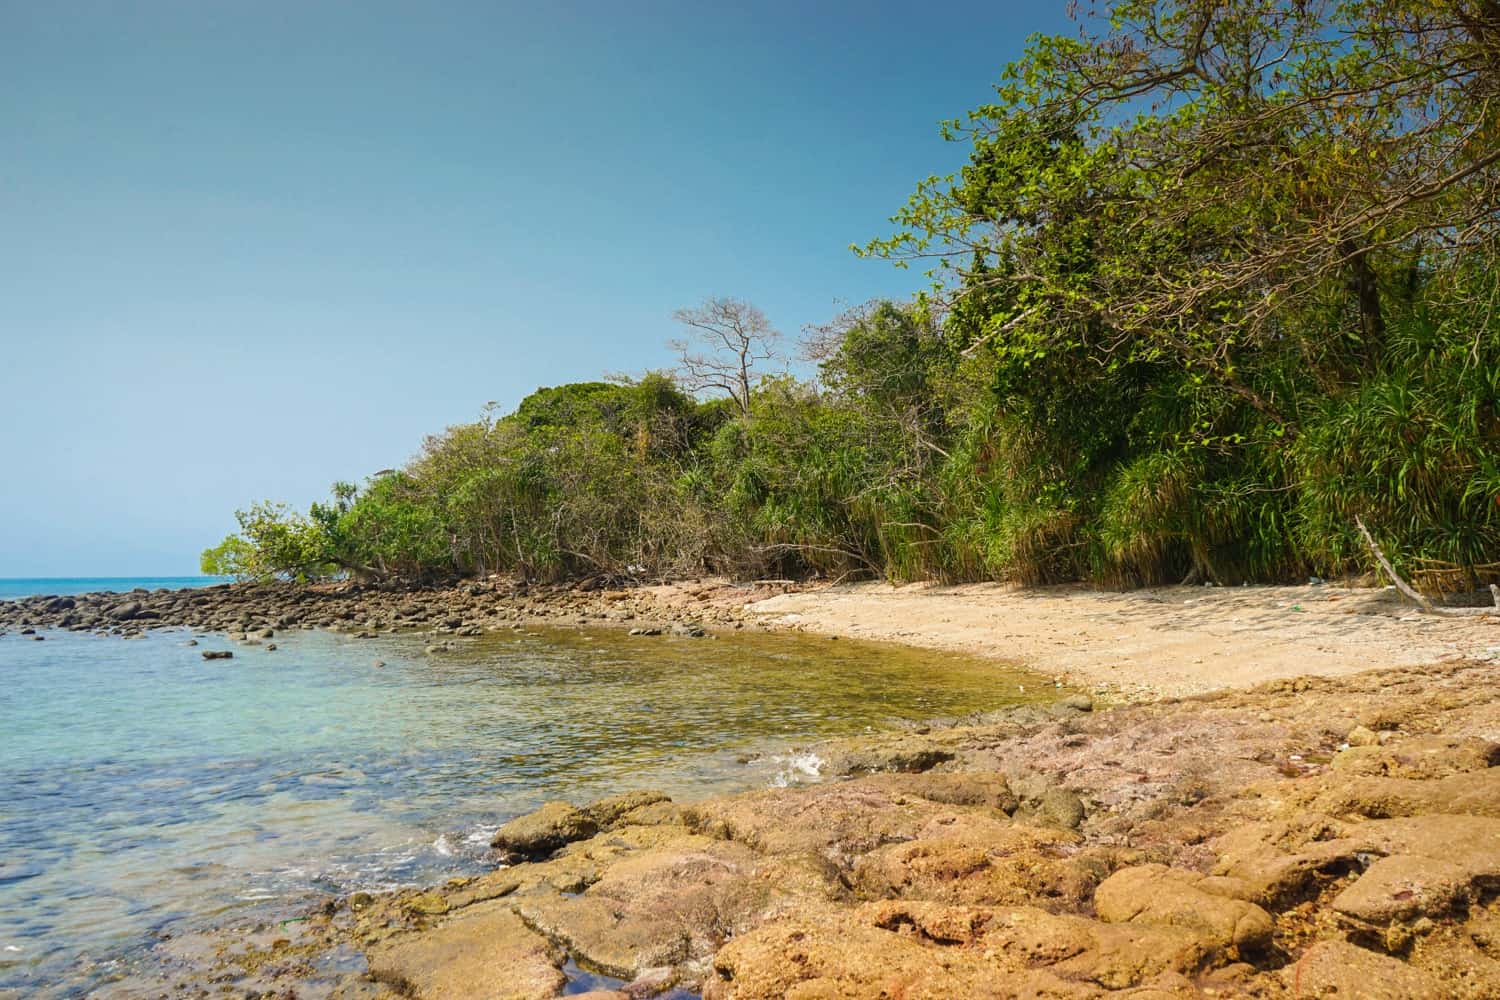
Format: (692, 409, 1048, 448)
(0, 618, 1044, 995)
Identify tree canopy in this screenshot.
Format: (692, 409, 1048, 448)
(208, 0, 1500, 595)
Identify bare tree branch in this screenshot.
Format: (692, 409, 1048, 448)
(670, 297, 784, 416)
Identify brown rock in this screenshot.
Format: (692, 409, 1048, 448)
(1093, 864, 1273, 954)
(852, 817, 1093, 909)
(491, 801, 599, 858)
(817, 733, 957, 775)
(1332, 854, 1475, 925)
(1282, 939, 1444, 998)
(367, 904, 564, 1000)
(1331, 735, 1500, 779)
(510, 834, 790, 981)
(704, 900, 1206, 999)
(404, 891, 450, 916)
(868, 771, 1018, 813)
(684, 780, 964, 867)
(582, 790, 671, 829)
(1303, 768, 1500, 819)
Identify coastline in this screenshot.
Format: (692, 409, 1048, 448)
(6, 575, 1495, 702)
(6, 579, 1500, 997)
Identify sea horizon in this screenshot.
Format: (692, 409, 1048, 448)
(0, 576, 231, 600)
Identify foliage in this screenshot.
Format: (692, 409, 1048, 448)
(209, 1, 1500, 592)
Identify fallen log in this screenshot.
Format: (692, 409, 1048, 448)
(1355, 516, 1499, 618)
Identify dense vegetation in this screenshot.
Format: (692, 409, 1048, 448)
(206, 0, 1500, 593)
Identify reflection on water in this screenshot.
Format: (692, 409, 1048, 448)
(0, 622, 1043, 994)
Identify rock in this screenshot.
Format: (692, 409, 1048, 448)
(1214, 812, 1500, 920)
(201, 650, 234, 660)
(1280, 939, 1443, 998)
(1331, 735, 1500, 779)
(583, 790, 672, 829)
(367, 903, 565, 1000)
(818, 733, 957, 775)
(851, 817, 1094, 909)
(491, 802, 599, 859)
(1093, 864, 1273, 954)
(1347, 725, 1381, 747)
(106, 600, 143, 620)
(255, 627, 275, 638)
(512, 834, 774, 980)
(703, 900, 1207, 999)
(404, 891, 450, 916)
(868, 771, 1018, 814)
(1009, 772, 1087, 829)
(1060, 693, 1095, 712)
(1303, 767, 1500, 819)
(1032, 787, 1087, 829)
(685, 779, 980, 868)
(1332, 854, 1475, 925)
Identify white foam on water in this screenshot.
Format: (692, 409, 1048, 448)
(768, 751, 824, 787)
(464, 826, 498, 847)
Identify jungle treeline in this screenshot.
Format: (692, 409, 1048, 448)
(205, 0, 1500, 592)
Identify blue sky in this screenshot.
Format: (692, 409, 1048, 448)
(1, 1, 1075, 576)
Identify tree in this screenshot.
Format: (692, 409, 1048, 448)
(199, 535, 257, 580)
(862, 0, 1500, 429)
(199, 501, 343, 583)
(669, 297, 784, 416)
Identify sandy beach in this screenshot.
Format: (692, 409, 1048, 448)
(743, 580, 1499, 698)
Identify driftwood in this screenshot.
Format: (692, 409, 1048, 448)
(1355, 516, 1500, 617)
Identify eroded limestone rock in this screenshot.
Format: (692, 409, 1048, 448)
(366, 904, 565, 1000)
(816, 732, 957, 775)
(1093, 864, 1272, 954)
(1281, 939, 1444, 998)
(703, 900, 1208, 999)
(1330, 735, 1500, 779)
(491, 802, 599, 859)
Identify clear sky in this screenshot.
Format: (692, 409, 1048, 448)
(1, 1, 1076, 576)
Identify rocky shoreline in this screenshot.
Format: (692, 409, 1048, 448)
(109, 656, 1500, 998)
(8, 581, 1500, 998)
(0, 578, 777, 646)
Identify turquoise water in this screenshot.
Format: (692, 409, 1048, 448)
(0, 577, 230, 600)
(0, 603, 1041, 996)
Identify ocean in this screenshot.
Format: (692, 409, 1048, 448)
(0, 580, 1040, 996)
(0, 577, 231, 600)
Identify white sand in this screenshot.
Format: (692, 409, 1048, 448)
(740, 581, 1499, 699)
